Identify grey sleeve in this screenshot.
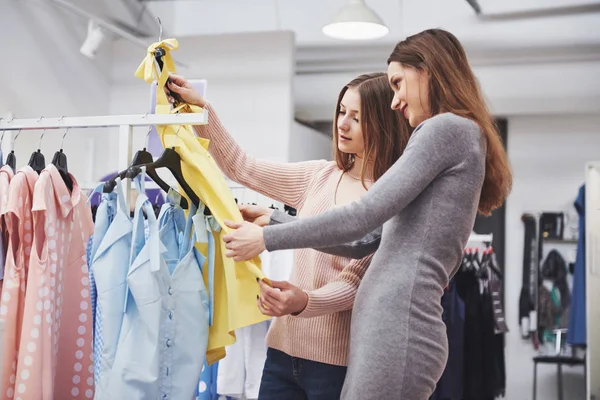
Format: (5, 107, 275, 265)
(269, 210, 381, 259)
(263, 114, 480, 252)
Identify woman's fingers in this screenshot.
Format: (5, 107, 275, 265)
(257, 297, 276, 317)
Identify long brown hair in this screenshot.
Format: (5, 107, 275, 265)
(333, 73, 410, 188)
(387, 29, 512, 215)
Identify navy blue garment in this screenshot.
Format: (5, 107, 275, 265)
(430, 281, 465, 400)
(568, 185, 586, 346)
(455, 268, 505, 400)
(258, 348, 347, 400)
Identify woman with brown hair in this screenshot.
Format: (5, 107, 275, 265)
(221, 28, 513, 400)
(166, 72, 409, 399)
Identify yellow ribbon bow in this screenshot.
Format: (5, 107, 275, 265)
(134, 38, 179, 88)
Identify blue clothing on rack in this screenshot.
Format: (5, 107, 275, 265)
(107, 174, 210, 399)
(90, 180, 133, 399)
(197, 361, 220, 400)
(86, 185, 118, 389)
(568, 185, 586, 346)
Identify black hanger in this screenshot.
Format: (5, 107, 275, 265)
(477, 250, 490, 280)
(126, 147, 189, 209)
(52, 129, 73, 192)
(5, 151, 15, 173)
(460, 250, 471, 270)
(128, 147, 200, 210)
(486, 247, 503, 279)
(28, 129, 46, 174)
(103, 132, 189, 209)
(284, 205, 297, 216)
(51, 150, 73, 191)
(28, 150, 45, 174)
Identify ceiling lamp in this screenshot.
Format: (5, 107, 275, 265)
(80, 20, 105, 59)
(322, 0, 389, 40)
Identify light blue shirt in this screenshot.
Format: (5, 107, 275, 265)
(107, 176, 210, 399)
(90, 180, 133, 399)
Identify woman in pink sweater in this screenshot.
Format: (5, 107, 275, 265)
(167, 72, 410, 399)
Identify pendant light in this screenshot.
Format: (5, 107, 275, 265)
(322, 0, 389, 40)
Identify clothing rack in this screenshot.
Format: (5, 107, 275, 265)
(0, 112, 209, 205)
(585, 161, 600, 398)
(468, 233, 493, 244)
(226, 180, 285, 210)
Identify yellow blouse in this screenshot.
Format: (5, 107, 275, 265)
(135, 39, 269, 364)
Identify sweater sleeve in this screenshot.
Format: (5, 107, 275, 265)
(270, 210, 380, 259)
(263, 113, 483, 251)
(296, 255, 373, 318)
(194, 103, 329, 209)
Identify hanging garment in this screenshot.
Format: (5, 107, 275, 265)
(455, 267, 506, 400)
(90, 180, 132, 399)
(197, 360, 219, 400)
(519, 215, 537, 339)
(568, 185, 586, 346)
(0, 165, 14, 286)
(430, 281, 464, 400)
(107, 177, 209, 399)
(260, 250, 294, 282)
(135, 40, 269, 364)
(193, 207, 218, 328)
(86, 187, 118, 391)
(216, 321, 269, 400)
(0, 166, 38, 400)
(0, 165, 12, 387)
(13, 165, 94, 399)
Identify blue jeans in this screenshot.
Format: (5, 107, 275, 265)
(258, 348, 347, 400)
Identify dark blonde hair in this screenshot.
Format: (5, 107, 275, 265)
(387, 29, 512, 215)
(333, 73, 410, 188)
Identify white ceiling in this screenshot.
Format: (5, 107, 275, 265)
(34, 0, 600, 74)
(142, 0, 600, 46)
(141, 0, 600, 73)
(4, 0, 599, 121)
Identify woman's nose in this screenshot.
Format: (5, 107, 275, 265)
(338, 118, 349, 131)
(391, 95, 401, 110)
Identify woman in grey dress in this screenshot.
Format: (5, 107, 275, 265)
(222, 29, 513, 400)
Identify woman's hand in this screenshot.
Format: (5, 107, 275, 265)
(257, 279, 308, 317)
(239, 204, 274, 227)
(223, 220, 266, 261)
(165, 74, 207, 107)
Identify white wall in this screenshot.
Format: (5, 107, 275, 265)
(107, 31, 296, 178)
(294, 59, 600, 121)
(0, 0, 112, 185)
(504, 114, 600, 400)
(289, 122, 332, 162)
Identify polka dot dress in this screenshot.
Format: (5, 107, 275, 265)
(11, 165, 94, 399)
(0, 165, 14, 283)
(0, 167, 38, 400)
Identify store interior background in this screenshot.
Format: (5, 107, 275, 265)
(1, 0, 599, 399)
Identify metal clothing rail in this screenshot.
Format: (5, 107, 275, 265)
(0, 113, 208, 130)
(0, 112, 209, 204)
(468, 233, 494, 243)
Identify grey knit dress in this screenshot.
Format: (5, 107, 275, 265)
(263, 113, 487, 400)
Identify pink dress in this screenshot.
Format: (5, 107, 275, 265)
(0, 165, 15, 296)
(13, 165, 94, 399)
(0, 167, 38, 400)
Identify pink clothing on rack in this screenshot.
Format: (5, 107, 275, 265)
(0, 165, 15, 295)
(13, 165, 94, 399)
(0, 167, 38, 400)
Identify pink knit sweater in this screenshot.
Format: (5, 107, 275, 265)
(195, 104, 372, 366)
